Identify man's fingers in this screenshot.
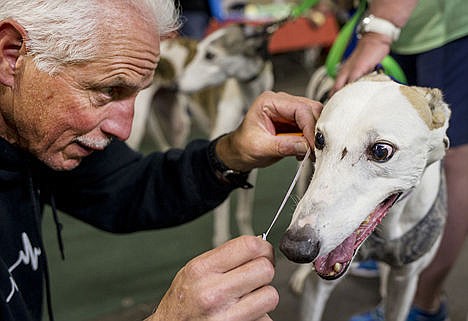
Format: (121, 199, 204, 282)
(226, 285, 279, 321)
(260, 92, 322, 126)
(224, 256, 275, 298)
(258, 92, 321, 149)
(189, 236, 274, 274)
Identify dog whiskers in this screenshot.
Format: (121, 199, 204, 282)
(290, 194, 301, 207)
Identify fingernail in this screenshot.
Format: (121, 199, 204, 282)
(295, 142, 308, 154)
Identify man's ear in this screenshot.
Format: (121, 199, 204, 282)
(0, 19, 28, 88)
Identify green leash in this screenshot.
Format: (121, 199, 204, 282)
(324, 0, 407, 83)
(324, 0, 367, 78)
(289, 0, 407, 84)
(380, 56, 407, 84)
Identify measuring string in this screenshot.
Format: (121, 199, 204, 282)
(262, 147, 311, 240)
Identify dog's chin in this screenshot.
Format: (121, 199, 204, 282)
(313, 192, 402, 280)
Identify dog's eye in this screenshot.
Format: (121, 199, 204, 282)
(369, 142, 395, 162)
(205, 51, 216, 60)
(315, 132, 325, 150)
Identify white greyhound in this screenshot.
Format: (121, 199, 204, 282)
(178, 23, 277, 247)
(280, 73, 450, 321)
(127, 37, 198, 151)
(129, 23, 278, 247)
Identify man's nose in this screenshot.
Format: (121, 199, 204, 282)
(100, 97, 135, 141)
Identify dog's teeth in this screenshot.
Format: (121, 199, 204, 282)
(363, 215, 371, 224)
(333, 263, 342, 273)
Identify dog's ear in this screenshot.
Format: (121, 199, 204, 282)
(239, 24, 269, 57)
(423, 88, 451, 165)
(177, 37, 198, 67)
(241, 19, 283, 38)
(240, 21, 282, 57)
(401, 85, 451, 165)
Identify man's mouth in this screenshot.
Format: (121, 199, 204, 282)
(313, 192, 402, 280)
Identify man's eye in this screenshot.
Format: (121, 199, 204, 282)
(101, 87, 118, 99)
(89, 87, 118, 106)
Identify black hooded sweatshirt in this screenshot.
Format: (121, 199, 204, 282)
(0, 137, 234, 321)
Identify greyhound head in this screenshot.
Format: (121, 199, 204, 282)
(280, 73, 450, 279)
(178, 22, 278, 93)
(155, 37, 198, 88)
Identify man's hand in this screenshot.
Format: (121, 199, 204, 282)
(147, 236, 279, 321)
(216, 91, 322, 172)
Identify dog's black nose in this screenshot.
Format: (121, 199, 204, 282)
(280, 225, 320, 263)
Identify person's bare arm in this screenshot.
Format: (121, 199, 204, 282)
(332, 0, 419, 93)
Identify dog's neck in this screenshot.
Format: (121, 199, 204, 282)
(359, 161, 446, 266)
(237, 61, 274, 104)
(239, 58, 268, 83)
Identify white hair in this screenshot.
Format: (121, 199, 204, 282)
(0, 0, 181, 74)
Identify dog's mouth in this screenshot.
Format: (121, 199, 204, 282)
(313, 192, 402, 280)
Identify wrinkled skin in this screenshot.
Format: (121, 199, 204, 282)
(147, 236, 279, 321)
(0, 11, 159, 171)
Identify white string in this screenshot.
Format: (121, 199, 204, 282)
(262, 147, 311, 240)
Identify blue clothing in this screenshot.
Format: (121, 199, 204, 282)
(180, 11, 210, 39)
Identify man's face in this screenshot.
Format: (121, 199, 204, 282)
(8, 14, 160, 171)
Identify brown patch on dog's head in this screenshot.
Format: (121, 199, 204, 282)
(175, 37, 198, 67)
(155, 56, 176, 83)
(155, 37, 198, 85)
(399, 86, 447, 130)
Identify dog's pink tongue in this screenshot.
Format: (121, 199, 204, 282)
(314, 233, 356, 275)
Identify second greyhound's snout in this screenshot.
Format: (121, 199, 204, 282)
(280, 224, 320, 263)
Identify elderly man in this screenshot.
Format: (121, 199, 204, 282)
(0, 1, 321, 321)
